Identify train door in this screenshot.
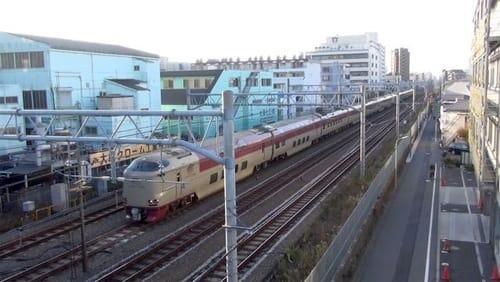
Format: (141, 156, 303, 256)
(269, 132, 275, 160)
(176, 171, 184, 198)
(261, 143, 266, 161)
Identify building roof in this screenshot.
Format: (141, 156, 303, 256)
(441, 81, 470, 113)
(10, 33, 159, 58)
(161, 69, 223, 77)
(107, 79, 149, 91)
(443, 81, 470, 97)
(442, 100, 469, 112)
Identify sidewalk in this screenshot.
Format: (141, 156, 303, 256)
(438, 164, 494, 281)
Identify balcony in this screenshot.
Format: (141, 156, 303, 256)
(96, 94, 134, 110)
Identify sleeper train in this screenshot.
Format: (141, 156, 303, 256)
(123, 94, 401, 222)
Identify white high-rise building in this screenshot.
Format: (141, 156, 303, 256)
(307, 33, 386, 89)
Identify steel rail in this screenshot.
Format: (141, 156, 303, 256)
(93, 106, 406, 282)
(190, 111, 396, 281)
(0, 202, 124, 260)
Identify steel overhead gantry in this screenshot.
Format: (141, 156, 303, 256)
(0, 109, 223, 162)
(0, 93, 241, 281)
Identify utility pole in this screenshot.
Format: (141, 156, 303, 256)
(79, 187, 88, 272)
(360, 85, 366, 180)
(412, 84, 416, 112)
(395, 84, 400, 190)
(222, 90, 238, 282)
(287, 78, 291, 119)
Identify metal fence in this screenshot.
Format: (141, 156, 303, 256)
(305, 103, 429, 282)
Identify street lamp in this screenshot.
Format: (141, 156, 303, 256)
(394, 135, 409, 191)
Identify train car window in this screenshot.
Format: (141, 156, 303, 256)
(302, 137, 306, 143)
(306, 136, 310, 141)
(261, 144, 265, 153)
(130, 160, 166, 172)
(281, 141, 285, 146)
(293, 141, 296, 147)
(221, 170, 224, 179)
(275, 143, 280, 149)
(298, 139, 301, 145)
(322, 124, 325, 129)
(177, 172, 181, 182)
(210, 173, 218, 184)
(235, 164, 239, 173)
(242, 160, 248, 170)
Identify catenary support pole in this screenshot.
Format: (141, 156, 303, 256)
(222, 90, 238, 282)
(395, 84, 400, 191)
(360, 85, 366, 180)
(412, 85, 416, 112)
(79, 188, 88, 272)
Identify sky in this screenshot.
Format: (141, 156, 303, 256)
(0, 0, 475, 76)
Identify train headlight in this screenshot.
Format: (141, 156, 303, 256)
(148, 199, 159, 206)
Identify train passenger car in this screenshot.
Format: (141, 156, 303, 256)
(123, 94, 402, 222)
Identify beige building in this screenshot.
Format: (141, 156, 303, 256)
(391, 48, 410, 81)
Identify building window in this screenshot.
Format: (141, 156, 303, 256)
(0, 53, 15, 69)
(322, 67, 330, 73)
(322, 75, 331, 82)
(210, 173, 218, 184)
(29, 52, 44, 68)
(0, 96, 19, 104)
(85, 126, 98, 135)
(205, 79, 212, 88)
(0, 127, 17, 134)
(5, 96, 18, 104)
(166, 79, 174, 89)
(194, 79, 200, 88)
(23, 90, 47, 109)
(134, 65, 140, 71)
(246, 78, 258, 87)
(15, 52, 30, 69)
(229, 78, 239, 87)
(183, 79, 190, 89)
(261, 78, 271, 86)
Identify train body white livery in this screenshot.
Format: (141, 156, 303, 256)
(123, 94, 400, 222)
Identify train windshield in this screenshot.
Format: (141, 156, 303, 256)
(129, 160, 169, 172)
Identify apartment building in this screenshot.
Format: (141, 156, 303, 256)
(160, 69, 280, 137)
(470, 0, 500, 268)
(391, 48, 410, 81)
(306, 33, 386, 88)
(191, 55, 323, 116)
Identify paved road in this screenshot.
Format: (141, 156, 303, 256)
(354, 117, 441, 282)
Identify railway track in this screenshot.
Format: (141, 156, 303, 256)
(0, 223, 145, 282)
(0, 200, 124, 260)
(2, 102, 412, 281)
(188, 109, 396, 281)
(91, 106, 407, 281)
